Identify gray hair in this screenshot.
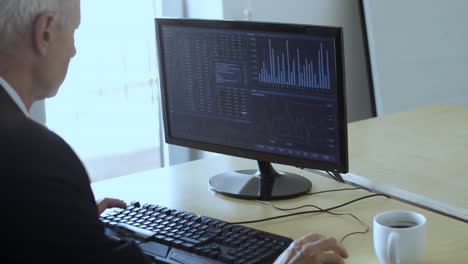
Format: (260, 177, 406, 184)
(0, 0, 75, 53)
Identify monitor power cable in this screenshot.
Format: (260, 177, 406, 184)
(229, 190, 390, 244)
(256, 200, 368, 244)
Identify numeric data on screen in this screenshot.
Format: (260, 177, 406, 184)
(160, 25, 340, 163)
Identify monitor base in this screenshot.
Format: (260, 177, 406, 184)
(209, 161, 312, 200)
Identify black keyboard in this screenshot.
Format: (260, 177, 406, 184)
(100, 201, 292, 264)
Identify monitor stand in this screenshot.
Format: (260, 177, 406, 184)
(209, 161, 312, 200)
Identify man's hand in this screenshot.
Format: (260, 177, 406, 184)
(96, 198, 127, 215)
(274, 233, 349, 264)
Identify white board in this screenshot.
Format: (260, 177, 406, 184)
(362, 0, 468, 115)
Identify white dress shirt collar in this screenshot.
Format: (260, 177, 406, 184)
(0, 76, 29, 116)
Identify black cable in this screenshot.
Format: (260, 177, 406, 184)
(306, 187, 371, 195)
(322, 210, 369, 243)
(257, 200, 369, 243)
(322, 193, 390, 211)
(242, 189, 391, 243)
(228, 193, 389, 225)
(326, 171, 342, 182)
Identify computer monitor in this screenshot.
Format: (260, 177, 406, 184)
(156, 18, 348, 200)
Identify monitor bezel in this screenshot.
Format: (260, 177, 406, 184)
(156, 18, 348, 173)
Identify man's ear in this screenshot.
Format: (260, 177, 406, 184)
(32, 12, 57, 56)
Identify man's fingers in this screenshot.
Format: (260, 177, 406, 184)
(320, 252, 345, 264)
(109, 236, 121, 242)
(98, 198, 126, 208)
(97, 198, 127, 215)
(292, 233, 325, 248)
(303, 237, 348, 258)
(104, 198, 126, 208)
(275, 233, 349, 264)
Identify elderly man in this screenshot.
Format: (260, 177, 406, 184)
(0, 1, 348, 263)
(0, 0, 150, 263)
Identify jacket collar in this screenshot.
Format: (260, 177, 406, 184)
(0, 76, 29, 116)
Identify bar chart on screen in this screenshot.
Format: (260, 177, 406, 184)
(257, 38, 334, 90)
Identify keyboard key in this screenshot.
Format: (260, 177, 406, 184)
(219, 254, 237, 264)
(180, 236, 202, 245)
(139, 241, 169, 258)
(206, 227, 223, 234)
(181, 242, 195, 250)
(130, 201, 140, 207)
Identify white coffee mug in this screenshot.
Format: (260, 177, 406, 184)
(373, 211, 426, 264)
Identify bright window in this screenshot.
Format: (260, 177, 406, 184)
(46, 0, 163, 182)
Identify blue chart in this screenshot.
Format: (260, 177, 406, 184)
(258, 39, 333, 90)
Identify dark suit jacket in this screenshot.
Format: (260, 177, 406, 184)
(0, 85, 151, 263)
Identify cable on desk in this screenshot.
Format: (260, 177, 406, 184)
(306, 187, 371, 196)
(229, 193, 389, 225)
(257, 200, 369, 244)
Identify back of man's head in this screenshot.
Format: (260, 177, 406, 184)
(0, 0, 80, 109)
(0, 0, 74, 54)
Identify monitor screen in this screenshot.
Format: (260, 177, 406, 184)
(156, 18, 347, 200)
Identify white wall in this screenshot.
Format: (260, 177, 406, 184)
(185, 0, 223, 19)
(222, 0, 374, 122)
(160, 0, 184, 17)
(363, 0, 468, 116)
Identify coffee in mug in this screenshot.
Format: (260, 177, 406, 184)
(373, 210, 426, 264)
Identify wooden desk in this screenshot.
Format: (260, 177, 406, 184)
(344, 104, 468, 221)
(92, 156, 468, 264)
